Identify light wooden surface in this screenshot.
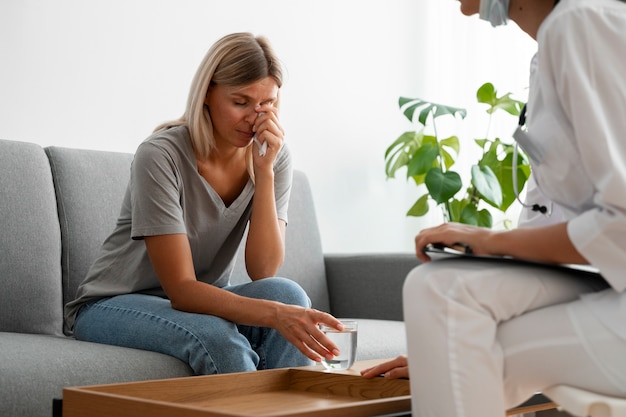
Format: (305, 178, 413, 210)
(62, 361, 410, 417)
(307, 359, 558, 416)
(61, 358, 557, 417)
(305, 359, 558, 416)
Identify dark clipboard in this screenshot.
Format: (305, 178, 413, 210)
(423, 244, 601, 276)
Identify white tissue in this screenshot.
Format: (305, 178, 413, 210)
(253, 136, 267, 156)
(252, 112, 267, 156)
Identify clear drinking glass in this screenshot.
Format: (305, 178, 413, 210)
(318, 320, 358, 371)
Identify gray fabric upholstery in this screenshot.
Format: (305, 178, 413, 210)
(231, 171, 331, 312)
(0, 139, 63, 336)
(0, 332, 193, 417)
(1, 139, 412, 417)
(325, 253, 419, 321)
(45, 146, 134, 308)
(276, 171, 331, 312)
(353, 319, 407, 361)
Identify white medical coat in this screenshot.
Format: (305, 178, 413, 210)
(517, 0, 626, 340)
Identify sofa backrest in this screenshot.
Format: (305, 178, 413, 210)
(45, 146, 331, 317)
(278, 170, 330, 311)
(0, 139, 64, 336)
(45, 146, 134, 310)
(230, 171, 331, 312)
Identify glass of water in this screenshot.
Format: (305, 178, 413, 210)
(318, 320, 358, 371)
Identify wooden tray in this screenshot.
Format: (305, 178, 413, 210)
(62, 368, 411, 417)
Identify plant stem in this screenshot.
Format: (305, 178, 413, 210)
(432, 114, 445, 173)
(442, 202, 451, 223)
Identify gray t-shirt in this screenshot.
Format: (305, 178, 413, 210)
(64, 126, 293, 334)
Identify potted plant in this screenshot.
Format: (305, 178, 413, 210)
(384, 82, 531, 228)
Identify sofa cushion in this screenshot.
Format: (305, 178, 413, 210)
(231, 170, 331, 312)
(353, 319, 406, 361)
(0, 139, 64, 336)
(45, 147, 134, 309)
(0, 332, 193, 417)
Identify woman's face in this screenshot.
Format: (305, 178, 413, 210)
(457, 0, 480, 16)
(205, 76, 279, 150)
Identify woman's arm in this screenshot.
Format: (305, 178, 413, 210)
(414, 221, 587, 265)
(144, 233, 343, 362)
(245, 167, 286, 279)
(244, 105, 289, 279)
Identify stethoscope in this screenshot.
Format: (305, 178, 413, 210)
(512, 103, 553, 216)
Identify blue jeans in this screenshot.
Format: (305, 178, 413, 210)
(73, 277, 314, 374)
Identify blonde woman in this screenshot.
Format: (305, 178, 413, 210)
(65, 32, 343, 374)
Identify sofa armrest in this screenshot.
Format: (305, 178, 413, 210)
(324, 253, 420, 321)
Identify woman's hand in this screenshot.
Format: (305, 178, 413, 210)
(361, 355, 409, 379)
(252, 104, 284, 170)
(272, 304, 345, 363)
(415, 221, 586, 265)
(415, 222, 495, 263)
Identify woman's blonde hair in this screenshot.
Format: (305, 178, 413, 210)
(155, 32, 283, 162)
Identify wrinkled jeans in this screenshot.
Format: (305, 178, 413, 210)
(74, 277, 313, 374)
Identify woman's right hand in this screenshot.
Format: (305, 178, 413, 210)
(273, 304, 345, 363)
(414, 222, 494, 263)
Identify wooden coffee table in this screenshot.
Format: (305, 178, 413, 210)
(60, 359, 556, 417)
(62, 359, 410, 417)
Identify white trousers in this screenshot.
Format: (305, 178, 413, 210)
(403, 258, 625, 417)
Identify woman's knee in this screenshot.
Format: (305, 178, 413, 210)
(238, 277, 311, 307)
(403, 262, 457, 305)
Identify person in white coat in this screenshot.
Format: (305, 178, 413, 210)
(361, 0, 626, 416)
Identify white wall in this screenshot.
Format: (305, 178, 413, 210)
(0, 0, 536, 253)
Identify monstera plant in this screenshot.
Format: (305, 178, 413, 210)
(384, 82, 531, 228)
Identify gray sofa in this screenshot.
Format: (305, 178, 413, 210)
(0, 138, 418, 417)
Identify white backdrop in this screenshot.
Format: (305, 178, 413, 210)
(0, 0, 536, 253)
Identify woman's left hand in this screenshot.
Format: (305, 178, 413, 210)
(361, 355, 409, 379)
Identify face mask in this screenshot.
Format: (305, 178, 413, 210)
(479, 0, 510, 27)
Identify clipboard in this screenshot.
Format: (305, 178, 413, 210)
(423, 243, 601, 276)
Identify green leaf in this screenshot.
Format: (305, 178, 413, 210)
(425, 168, 462, 204)
(440, 135, 460, 155)
(447, 199, 465, 223)
(401, 102, 423, 123)
(410, 173, 426, 186)
(459, 205, 493, 227)
(476, 82, 496, 105)
(407, 193, 430, 217)
(384, 130, 424, 178)
(488, 150, 530, 211)
(476, 209, 493, 228)
(399, 97, 467, 125)
(384, 130, 424, 160)
(476, 82, 524, 116)
(385, 152, 409, 179)
(471, 165, 503, 207)
(474, 138, 490, 150)
(440, 148, 455, 170)
(477, 141, 499, 169)
(423, 103, 467, 125)
(490, 93, 524, 116)
(459, 204, 479, 225)
(407, 141, 439, 177)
